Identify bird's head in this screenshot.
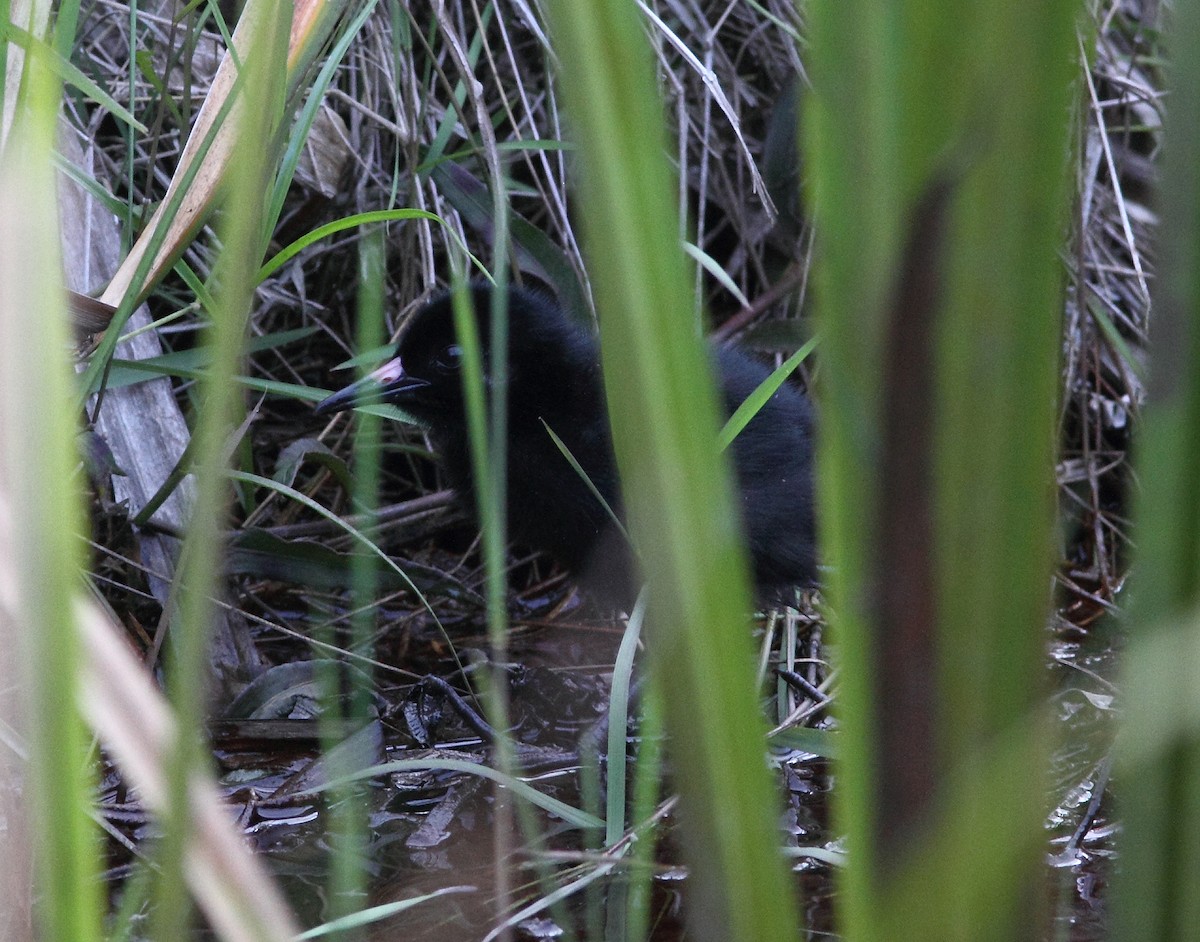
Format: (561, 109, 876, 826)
(314, 283, 591, 426)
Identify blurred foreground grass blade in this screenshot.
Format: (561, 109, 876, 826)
(322, 227, 386, 923)
(544, 2, 802, 941)
(1115, 0, 1200, 937)
(806, 0, 1076, 939)
(0, 0, 53, 148)
(77, 601, 300, 940)
(154, 0, 291, 936)
(2, 23, 144, 133)
(0, 55, 99, 942)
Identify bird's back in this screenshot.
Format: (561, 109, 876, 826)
(714, 345, 817, 593)
(421, 284, 815, 600)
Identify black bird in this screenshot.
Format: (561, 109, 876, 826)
(315, 284, 816, 602)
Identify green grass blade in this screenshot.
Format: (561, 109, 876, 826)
(258, 208, 450, 280)
(320, 226, 386, 925)
(153, 1, 291, 935)
(0, 50, 102, 942)
(312, 758, 604, 830)
(806, 0, 1078, 938)
(544, 2, 803, 940)
(718, 337, 817, 450)
(542, 419, 631, 545)
(265, 0, 377, 230)
(606, 593, 646, 847)
(1114, 0, 1200, 935)
(1, 22, 146, 131)
(296, 887, 475, 939)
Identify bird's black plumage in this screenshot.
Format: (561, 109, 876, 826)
(315, 284, 817, 601)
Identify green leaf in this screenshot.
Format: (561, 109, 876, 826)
(2, 21, 147, 131)
(312, 757, 605, 831)
(718, 337, 818, 450)
(432, 161, 590, 320)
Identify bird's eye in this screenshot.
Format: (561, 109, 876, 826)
(435, 344, 464, 372)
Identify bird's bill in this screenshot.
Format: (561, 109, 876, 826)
(313, 356, 430, 415)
